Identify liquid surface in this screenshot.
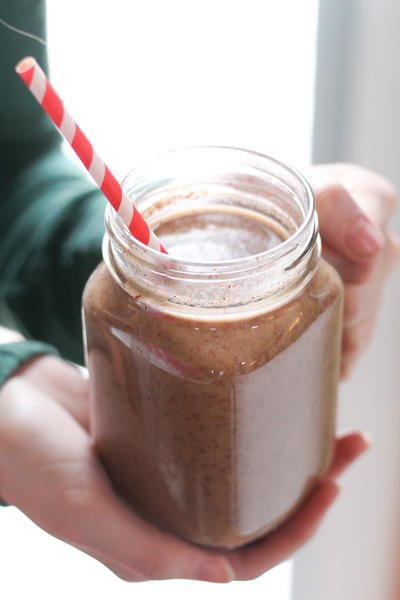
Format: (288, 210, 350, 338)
(155, 208, 283, 261)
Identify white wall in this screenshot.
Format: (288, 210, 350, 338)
(46, 0, 318, 179)
(292, 1, 400, 598)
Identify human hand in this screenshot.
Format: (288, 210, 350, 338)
(307, 163, 400, 378)
(0, 354, 368, 582)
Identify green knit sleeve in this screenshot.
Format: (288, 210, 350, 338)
(0, 0, 105, 366)
(0, 341, 60, 387)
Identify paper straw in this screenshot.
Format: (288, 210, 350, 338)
(15, 56, 166, 254)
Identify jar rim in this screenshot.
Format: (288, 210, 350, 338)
(104, 146, 320, 314)
(112, 146, 316, 274)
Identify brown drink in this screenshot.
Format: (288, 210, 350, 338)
(83, 148, 343, 549)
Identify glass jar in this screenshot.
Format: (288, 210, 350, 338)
(82, 147, 343, 549)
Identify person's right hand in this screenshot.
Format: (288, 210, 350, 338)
(0, 353, 368, 583)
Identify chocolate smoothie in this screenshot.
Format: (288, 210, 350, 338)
(83, 195, 343, 548)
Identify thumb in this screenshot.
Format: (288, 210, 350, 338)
(314, 183, 384, 283)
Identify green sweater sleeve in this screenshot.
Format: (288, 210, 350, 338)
(0, 341, 60, 387)
(0, 1, 105, 366)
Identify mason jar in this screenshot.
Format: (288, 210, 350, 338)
(82, 147, 343, 549)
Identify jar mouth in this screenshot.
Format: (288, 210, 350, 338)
(104, 146, 320, 314)
(111, 146, 316, 274)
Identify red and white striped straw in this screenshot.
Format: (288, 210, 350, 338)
(16, 56, 166, 254)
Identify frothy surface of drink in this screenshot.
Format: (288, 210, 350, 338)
(155, 208, 283, 261)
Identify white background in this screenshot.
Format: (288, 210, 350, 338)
(0, 1, 318, 598)
(46, 0, 318, 179)
(293, 2, 400, 598)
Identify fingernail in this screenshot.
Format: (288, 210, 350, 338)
(195, 559, 235, 583)
(345, 215, 384, 257)
(324, 479, 341, 497)
(361, 432, 374, 448)
(330, 481, 341, 498)
(340, 361, 350, 380)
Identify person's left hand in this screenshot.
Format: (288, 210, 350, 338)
(0, 354, 368, 583)
(307, 163, 400, 378)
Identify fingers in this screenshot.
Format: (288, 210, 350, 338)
(341, 312, 376, 379)
(225, 480, 340, 581)
(226, 432, 369, 581)
(102, 561, 147, 582)
(62, 432, 369, 584)
(324, 432, 371, 479)
(16, 355, 90, 431)
(308, 166, 399, 375)
(74, 546, 147, 582)
(70, 487, 234, 583)
(315, 183, 384, 283)
(0, 380, 233, 584)
(307, 163, 397, 226)
(387, 233, 400, 271)
(72, 434, 369, 583)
